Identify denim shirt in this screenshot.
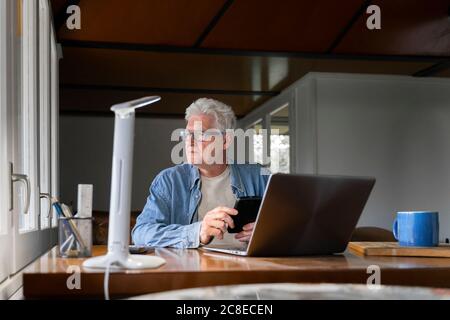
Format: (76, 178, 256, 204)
(131, 163, 270, 248)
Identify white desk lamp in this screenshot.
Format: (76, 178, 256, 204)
(83, 96, 166, 269)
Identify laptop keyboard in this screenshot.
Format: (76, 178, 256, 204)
(204, 244, 247, 251)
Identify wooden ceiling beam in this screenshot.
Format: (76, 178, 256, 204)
(412, 60, 450, 77)
(327, 0, 372, 53)
(194, 0, 234, 47)
(60, 83, 280, 96)
(59, 40, 449, 63)
(59, 109, 186, 119)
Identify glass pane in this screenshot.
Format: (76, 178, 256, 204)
(270, 104, 290, 173)
(0, 2, 7, 236)
(17, 0, 27, 231)
(50, 35, 58, 228)
(252, 121, 263, 165)
(18, 0, 38, 232)
(247, 120, 269, 166)
(39, 0, 51, 229)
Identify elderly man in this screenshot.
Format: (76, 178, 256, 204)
(132, 98, 269, 248)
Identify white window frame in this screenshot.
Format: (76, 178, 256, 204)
(39, 0, 52, 229)
(11, 0, 43, 273)
(50, 25, 60, 228)
(268, 103, 291, 174)
(0, 0, 13, 284)
(38, 0, 58, 247)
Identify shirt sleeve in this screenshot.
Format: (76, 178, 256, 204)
(259, 166, 271, 191)
(131, 176, 202, 249)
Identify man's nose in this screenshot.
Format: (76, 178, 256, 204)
(186, 134, 195, 146)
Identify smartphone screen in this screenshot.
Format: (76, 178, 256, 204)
(228, 197, 262, 233)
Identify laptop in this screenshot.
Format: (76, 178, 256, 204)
(202, 173, 375, 256)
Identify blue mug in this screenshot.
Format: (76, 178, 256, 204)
(393, 211, 439, 247)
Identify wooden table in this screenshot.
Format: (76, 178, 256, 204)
(22, 245, 450, 299)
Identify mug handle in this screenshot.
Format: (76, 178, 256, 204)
(392, 218, 399, 240)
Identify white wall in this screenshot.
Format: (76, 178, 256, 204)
(293, 73, 450, 241)
(59, 115, 185, 211)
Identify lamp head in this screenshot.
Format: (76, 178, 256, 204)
(111, 96, 161, 118)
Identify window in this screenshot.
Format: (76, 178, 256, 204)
(50, 28, 59, 228)
(0, 0, 12, 283)
(0, 0, 58, 293)
(269, 104, 290, 173)
(39, 0, 52, 229)
(17, 0, 39, 233)
(8, 0, 58, 274)
(247, 120, 270, 167)
(240, 92, 294, 174)
(9, 0, 43, 273)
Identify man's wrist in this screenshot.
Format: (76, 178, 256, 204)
(199, 234, 212, 246)
(199, 237, 208, 246)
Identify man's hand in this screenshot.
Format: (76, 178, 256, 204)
(235, 222, 255, 242)
(200, 206, 237, 245)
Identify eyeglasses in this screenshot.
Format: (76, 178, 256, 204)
(179, 129, 225, 142)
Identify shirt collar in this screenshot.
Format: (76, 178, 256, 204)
(189, 164, 244, 193)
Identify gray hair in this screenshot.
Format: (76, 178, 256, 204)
(185, 98, 237, 131)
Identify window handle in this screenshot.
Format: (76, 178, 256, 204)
(40, 193, 52, 220)
(10, 162, 31, 214)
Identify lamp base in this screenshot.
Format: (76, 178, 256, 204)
(83, 253, 166, 269)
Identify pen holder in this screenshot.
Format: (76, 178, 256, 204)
(58, 217, 93, 258)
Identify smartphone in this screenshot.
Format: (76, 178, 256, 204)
(227, 196, 262, 234)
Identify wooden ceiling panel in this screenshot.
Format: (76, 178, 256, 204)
(59, 47, 261, 91)
(296, 59, 434, 79)
(256, 58, 434, 91)
(434, 68, 450, 77)
(59, 88, 270, 117)
(58, 0, 226, 46)
(59, 48, 433, 93)
(53, 0, 448, 117)
(58, 56, 434, 117)
(201, 0, 367, 52)
(334, 0, 450, 56)
(50, 0, 68, 17)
